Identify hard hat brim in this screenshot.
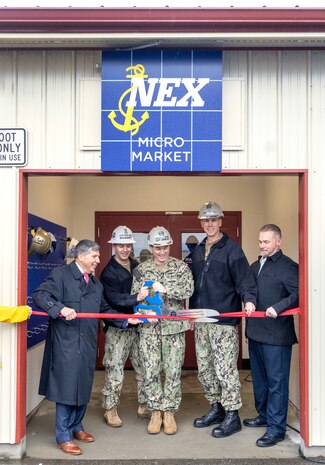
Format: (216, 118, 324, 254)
(107, 239, 136, 244)
(149, 240, 173, 246)
(198, 214, 224, 219)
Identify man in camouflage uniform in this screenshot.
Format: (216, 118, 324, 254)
(100, 226, 149, 428)
(191, 202, 257, 438)
(132, 226, 194, 435)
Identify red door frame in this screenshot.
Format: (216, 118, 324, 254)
(16, 168, 309, 446)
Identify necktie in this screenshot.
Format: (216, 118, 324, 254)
(258, 257, 266, 276)
(83, 272, 89, 284)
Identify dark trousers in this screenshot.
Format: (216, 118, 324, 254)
(56, 402, 87, 444)
(248, 339, 292, 437)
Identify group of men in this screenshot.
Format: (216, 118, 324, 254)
(33, 201, 299, 455)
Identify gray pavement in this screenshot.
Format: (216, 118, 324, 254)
(3, 459, 323, 465)
(12, 370, 307, 465)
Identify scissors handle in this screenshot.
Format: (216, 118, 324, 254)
(134, 280, 162, 321)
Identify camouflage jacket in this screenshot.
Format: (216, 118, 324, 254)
(131, 257, 194, 335)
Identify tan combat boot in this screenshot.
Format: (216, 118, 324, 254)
(137, 403, 150, 419)
(147, 410, 162, 434)
(163, 411, 177, 435)
(103, 406, 123, 427)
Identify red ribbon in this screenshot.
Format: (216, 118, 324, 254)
(31, 308, 300, 320)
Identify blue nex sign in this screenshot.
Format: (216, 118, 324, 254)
(101, 50, 222, 172)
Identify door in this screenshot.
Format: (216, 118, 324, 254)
(95, 211, 242, 369)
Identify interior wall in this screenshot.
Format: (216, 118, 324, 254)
(71, 175, 264, 264)
(263, 176, 299, 262)
(28, 176, 75, 236)
(26, 345, 44, 416)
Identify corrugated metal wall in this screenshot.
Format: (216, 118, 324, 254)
(308, 50, 325, 446)
(0, 48, 324, 446)
(0, 167, 20, 445)
(0, 49, 313, 170)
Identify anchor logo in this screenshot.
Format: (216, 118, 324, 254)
(108, 64, 149, 136)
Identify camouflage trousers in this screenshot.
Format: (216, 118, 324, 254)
(195, 323, 242, 411)
(102, 326, 146, 410)
(139, 330, 185, 412)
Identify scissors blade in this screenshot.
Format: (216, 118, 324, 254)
(176, 308, 219, 317)
(194, 317, 219, 323)
(161, 308, 219, 319)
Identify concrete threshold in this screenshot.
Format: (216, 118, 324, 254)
(23, 370, 302, 463)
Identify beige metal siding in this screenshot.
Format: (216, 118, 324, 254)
(224, 50, 310, 169)
(16, 52, 46, 167)
(0, 48, 324, 447)
(309, 50, 325, 446)
(0, 168, 19, 444)
(0, 49, 307, 170)
(1, 49, 312, 171)
(45, 51, 76, 168)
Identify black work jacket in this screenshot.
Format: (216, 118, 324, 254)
(190, 234, 257, 326)
(245, 250, 298, 346)
(100, 256, 139, 314)
(33, 261, 126, 406)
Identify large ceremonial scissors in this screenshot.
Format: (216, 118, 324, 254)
(134, 280, 219, 322)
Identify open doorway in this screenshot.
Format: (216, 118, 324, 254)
(17, 170, 308, 450)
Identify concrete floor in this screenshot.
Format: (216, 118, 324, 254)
(25, 370, 301, 461)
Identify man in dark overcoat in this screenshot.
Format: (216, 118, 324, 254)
(244, 224, 298, 447)
(33, 239, 140, 455)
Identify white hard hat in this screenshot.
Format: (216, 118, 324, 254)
(147, 226, 173, 246)
(65, 237, 79, 259)
(198, 201, 224, 219)
(108, 226, 136, 244)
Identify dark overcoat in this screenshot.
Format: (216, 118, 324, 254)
(245, 250, 298, 346)
(33, 261, 125, 406)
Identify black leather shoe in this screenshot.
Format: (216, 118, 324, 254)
(256, 432, 285, 447)
(193, 402, 225, 428)
(212, 410, 242, 438)
(243, 416, 267, 428)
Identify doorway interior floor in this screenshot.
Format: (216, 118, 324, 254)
(26, 370, 301, 461)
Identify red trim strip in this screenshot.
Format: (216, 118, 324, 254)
(1, 8, 325, 33)
(16, 171, 28, 443)
(299, 171, 309, 446)
(16, 168, 308, 448)
(20, 168, 307, 176)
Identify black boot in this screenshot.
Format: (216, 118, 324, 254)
(193, 402, 225, 428)
(212, 410, 242, 438)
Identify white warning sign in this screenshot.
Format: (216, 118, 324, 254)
(0, 128, 27, 167)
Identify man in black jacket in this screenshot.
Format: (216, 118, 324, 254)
(33, 239, 140, 456)
(191, 201, 257, 438)
(100, 226, 149, 427)
(244, 224, 298, 447)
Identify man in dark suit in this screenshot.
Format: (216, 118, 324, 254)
(33, 239, 141, 456)
(244, 224, 298, 447)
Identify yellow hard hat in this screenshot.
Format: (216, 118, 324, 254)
(28, 227, 52, 256)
